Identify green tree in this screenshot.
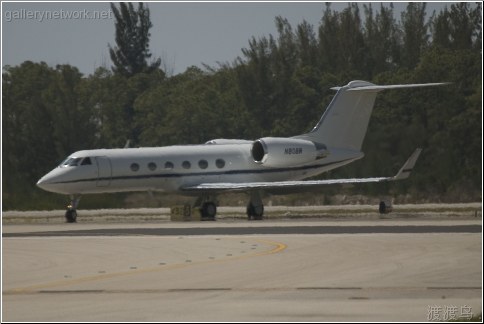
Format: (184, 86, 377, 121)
(43, 65, 96, 158)
(81, 67, 164, 147)
(108, 2, 162, 77)
(3, 62, 56, 184)
(338, 3, 365, 73)
(318, 3, 365, 75)
(296, 20, 318, 68)
(2, 62, 100, 209)
(3, 62, 96, 181)
(401, 3, 430, 68)
(363, 3, 400, 77)
(134, 65, 249, 146)
(431, 3, 482, 51)
(237, 34, 278, 137)
(318, 3, 341, 73)
(413, 48, 481, 199)
(431, 7, 452, 49)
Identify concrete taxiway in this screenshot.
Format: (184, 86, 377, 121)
(2, 218, 482, 321)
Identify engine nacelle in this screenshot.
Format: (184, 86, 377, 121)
(251, 137, 327, 167)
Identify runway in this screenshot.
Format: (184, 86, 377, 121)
(2, 218, 482, 321)
(3, 224, 482, 237)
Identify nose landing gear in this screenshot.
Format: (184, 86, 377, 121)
(65, 195, 81, 223)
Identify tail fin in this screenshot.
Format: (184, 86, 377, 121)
(295, 80, 448, 151)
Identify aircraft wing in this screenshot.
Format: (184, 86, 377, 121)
(182, 148, 422, 194)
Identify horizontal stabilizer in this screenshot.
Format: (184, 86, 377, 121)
(183, 149, 423, 194)
(331, 82, 450, 92)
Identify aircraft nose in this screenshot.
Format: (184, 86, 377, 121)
(36, 170, 66, 194)
(36, 174, 55, 192)
(36, 168, 77, 195)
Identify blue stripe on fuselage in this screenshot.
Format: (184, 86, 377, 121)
(51, 158, 355, 185)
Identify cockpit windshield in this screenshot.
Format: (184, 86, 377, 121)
(59, 157, 91, 167)
(61, 157, 82, 167)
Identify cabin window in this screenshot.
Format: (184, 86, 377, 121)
(164, 162, 174, 170)
(215, 158, 225, 169)
(198, 159, 208, 169)
(148, 162, 157, 171)
(182, 161, 191, 169)
(81, 157, 92, 166)
(130, 163, 140, 172)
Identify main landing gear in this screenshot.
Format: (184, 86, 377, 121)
(195, 197, 217, 221)
(194, 192, 265, 221)
(201, 202, 217, 220)
(65, 195, 81, 223)
(247, 192, 264, 221)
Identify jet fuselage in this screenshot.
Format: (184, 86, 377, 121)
(37, 144, 362, 195)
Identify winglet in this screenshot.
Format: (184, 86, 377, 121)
(393, 148, 423, 180)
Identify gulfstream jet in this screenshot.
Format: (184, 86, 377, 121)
(37, 80, 446, 222)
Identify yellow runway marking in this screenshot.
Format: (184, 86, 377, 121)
(4, 237, 287, 295)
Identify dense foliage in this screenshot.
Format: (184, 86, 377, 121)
(109, 2, 162, 78)
(2, 3, 482, 209)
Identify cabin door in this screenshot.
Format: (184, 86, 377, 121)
(96, 156, 112, 187)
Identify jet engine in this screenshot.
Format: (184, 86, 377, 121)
(251, 137, 328, 167)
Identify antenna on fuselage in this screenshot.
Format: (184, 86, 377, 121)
(124, 140, 131, 148)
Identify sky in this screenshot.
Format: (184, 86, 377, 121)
(2, 1, 458, 76)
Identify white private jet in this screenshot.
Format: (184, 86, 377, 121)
(37, 80, 446, 222)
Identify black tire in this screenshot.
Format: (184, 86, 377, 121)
(253, 204, 264, 220)
(379, 201, 386, 214)
(65, 209, 77, 223)
(201, 202, 217, 221)
(247, 203, 264, 220)
(246, 204, 254, 220)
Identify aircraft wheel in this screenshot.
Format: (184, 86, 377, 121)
(201, 202, 217, 221)
(246, 204, 253, 220)
(247, 203, 264, 220)
(379, 201, 386, 214)
(65, 209, 77, 223)
(253, 205, 264, 220)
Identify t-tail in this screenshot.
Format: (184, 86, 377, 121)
(295, 80, 448, 151)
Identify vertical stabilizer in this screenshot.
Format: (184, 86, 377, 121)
(295, 80, 448, 151)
